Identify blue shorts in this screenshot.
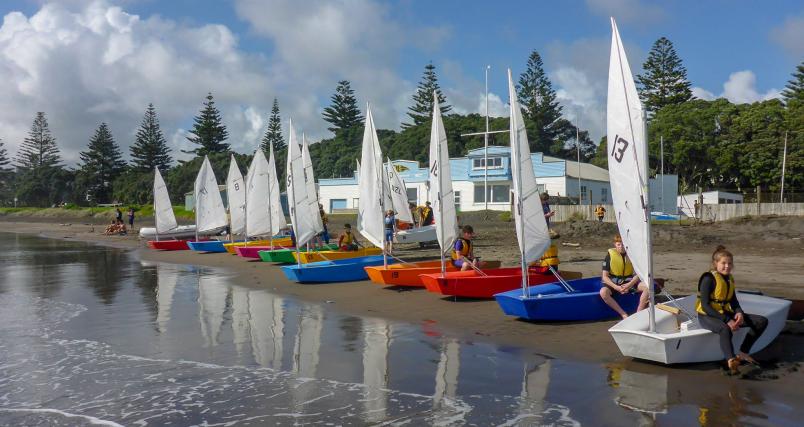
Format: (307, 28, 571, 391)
(385, 229, 393, 242)
(453, 258, 474, 268)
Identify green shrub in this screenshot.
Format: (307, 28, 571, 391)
(499, 211, 512, 222)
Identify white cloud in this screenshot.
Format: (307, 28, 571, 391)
(0, 1, 278, 164)
(585, 0, 665, 25)
(691, 86, 715, 101)
(721, 70, 781, 104)
(770, 14, 804, 58)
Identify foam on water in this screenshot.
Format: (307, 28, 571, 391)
(0, 293, 576, 426)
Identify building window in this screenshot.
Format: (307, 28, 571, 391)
(330, 199, 347, 211)
(601, 187, 608, 203)
(406, 187, 417, 204)
(474, 184, 510, 203)
(454, 190, 461, 208)
(352, 198, 359, 208)
(580, 185, 588, 203)
(472, 157, 502, 170)
(718, 198, 726, 204)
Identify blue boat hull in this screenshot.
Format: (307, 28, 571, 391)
(281, 255, 386, 283)
(187, 240, 231, 253)
(494, 277, 641, 321)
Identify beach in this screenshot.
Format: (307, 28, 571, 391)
(2, 213, 802, 361)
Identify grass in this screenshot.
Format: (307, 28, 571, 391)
(0, 205, 195, 220)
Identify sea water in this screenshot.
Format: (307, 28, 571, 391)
(0, 233, 799, 426)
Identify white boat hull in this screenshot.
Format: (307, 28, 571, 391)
(394, 225, 437, 244)
(139, 225, 226, 240)
(609, 293, 790, 364)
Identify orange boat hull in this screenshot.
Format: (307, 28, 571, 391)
(365, 260, 502, 287)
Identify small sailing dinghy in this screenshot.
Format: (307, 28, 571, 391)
(146, 168, 206, 250)
(365, 93, 462, 287)
(602, 18, 790, 363)
(258, 244, 338, 263)
(188, 157, 246, 252)
(281, 118, 384, 282)
(423, 75, 580, 299)
(181, 156, 229, 251)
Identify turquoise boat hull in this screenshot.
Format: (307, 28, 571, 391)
(281, 255, 386, 283)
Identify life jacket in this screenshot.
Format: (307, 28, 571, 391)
(341, 231, 354, 245)
(532, 244, 559, 267)
(451, 238, 473, 261)
(595, 206, 605, 216)
(696, 271, 735, 315)
(385, 215, 395, 230)
(421, 206, 433, 224)
(607, 248, 634, 278)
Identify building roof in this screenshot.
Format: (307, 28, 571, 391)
(545, 155, 610, 182)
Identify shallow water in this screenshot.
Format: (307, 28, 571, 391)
(0, 234, 799, 426)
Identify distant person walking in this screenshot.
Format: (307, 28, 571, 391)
(595, 205, 606, 222)
(115, 208, 123, 222)
(128, 208, 135, 229)
(541, 193, 555, 227)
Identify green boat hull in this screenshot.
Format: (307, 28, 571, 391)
(258, 244, 338, 263)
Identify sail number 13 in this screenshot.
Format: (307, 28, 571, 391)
(611, 135, 629, 163)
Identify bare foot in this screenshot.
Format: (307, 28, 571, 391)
(738, 353, 758, 365)
(727, 357, 740, 374)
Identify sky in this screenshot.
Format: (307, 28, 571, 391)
(0, 0, 801, 166)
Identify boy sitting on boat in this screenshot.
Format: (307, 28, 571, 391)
(338, 224, 360, 251)
(451, 225, 485, 271)
(599, 234, 649, 319)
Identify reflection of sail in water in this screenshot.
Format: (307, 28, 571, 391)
(516, 359, 552, 422)
(612, 367, 668, 418)
(197, 273, 229, 348)
(155, 264, 179, 334)
(292, 305, 324, 377)
(230, 285, 251, 357)
(362, 318, 392, 422)
(249, 291, 285, 369)
(433, 339, 460, 409)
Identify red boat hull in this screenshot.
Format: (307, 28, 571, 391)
(420, 267, 582, 299)
(147, 240, 192, 251)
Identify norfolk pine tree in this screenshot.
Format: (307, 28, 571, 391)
(405, 63, 451, 128)
(781, 61, 804, 104)
(516, 50, 569, 154)
(14, 112, 65, 206)
(322, 81, 364, 134)
(637, 37, 693, 116)
(78, 123, 126, 203)
(131, 103, 172, 172)
(261, 98, 286, 154)
(0, 139, 11, 204)
(184, 93, 229, 156)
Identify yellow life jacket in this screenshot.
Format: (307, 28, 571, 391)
(341, 231, 354, 245)
(451, 238, 472, 261)
(532, 244, 559, 267)
(696, 271, 735, 315)
(595, 206, 605, 216)
(420, 206, 433, 222)
(607, 249, 634, 278)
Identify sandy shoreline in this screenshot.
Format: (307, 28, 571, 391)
(3, 216, 802, 368)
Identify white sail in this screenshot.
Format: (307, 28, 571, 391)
(153, 168, 178, 234)
(194, 156, 227, 233)
(607, 18, 651, 286)
(245, 150, 272, 237)
(267, 142, 287, 236)
(357, 107, 385, 248)
(286, 119, 318, 247)
(428, 93, 458, 253)
(226, 155, 246, 235)
(508, 70, 552, 263)
(386, 158, 414, 223)
(302, 133, 324, 233)
(155, 263, 178, 334)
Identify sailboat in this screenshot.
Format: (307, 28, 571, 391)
(189, 155, 249, 253)
(420, 79, 577, 299)
(226, 149, 293, 256)
(281, 116, 384, 283)
(366, 93, 469, 287)
(604, 17, 789, 364)
(144, 167, 200, 249)
(182, 156, 228, 251)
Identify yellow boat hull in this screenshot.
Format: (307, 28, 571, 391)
(223, 237, 293, 254)
(292, 247, 382, 263)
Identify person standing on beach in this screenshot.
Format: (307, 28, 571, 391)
(451, 225, 484, 271)
(696, 245, 768, 373)
(595, 205, 606, 222)
(384, 209, 396, 255)
(541, 193, 555, 227)
(318, 204, 330, 244)
(419, 201, 434, 226)
(115, 208, 123, 222)
(128, 208, 135, 230)
(599, 235, 649, 319)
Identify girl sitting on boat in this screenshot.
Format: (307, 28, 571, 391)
(338, 224, 360, 251)
(599, 235, 650, 319)
(696, 245, 767, 373)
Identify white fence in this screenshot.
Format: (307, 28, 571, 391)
(550, 203, 804, 223)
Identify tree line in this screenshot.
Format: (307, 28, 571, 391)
(0, 39, 801, 208)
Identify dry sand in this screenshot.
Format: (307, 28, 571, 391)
(2, 214, 801, 366)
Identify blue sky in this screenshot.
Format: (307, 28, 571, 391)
(1, 0, 801, 164)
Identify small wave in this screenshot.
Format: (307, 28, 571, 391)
(0, 408, 124, 427)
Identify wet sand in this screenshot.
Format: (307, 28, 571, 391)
(3, 215, 801, 367)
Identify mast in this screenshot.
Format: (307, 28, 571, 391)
(484, 65, 490, 213)
(643, 116, 656, 333)
(516, 124, 529, 296)
(780, 130, 788, 203)
(438, 109, 446, 276)
(288, 121, 301, 267)
(660, 135, 664, 213)
(372, 103, 388, 268)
